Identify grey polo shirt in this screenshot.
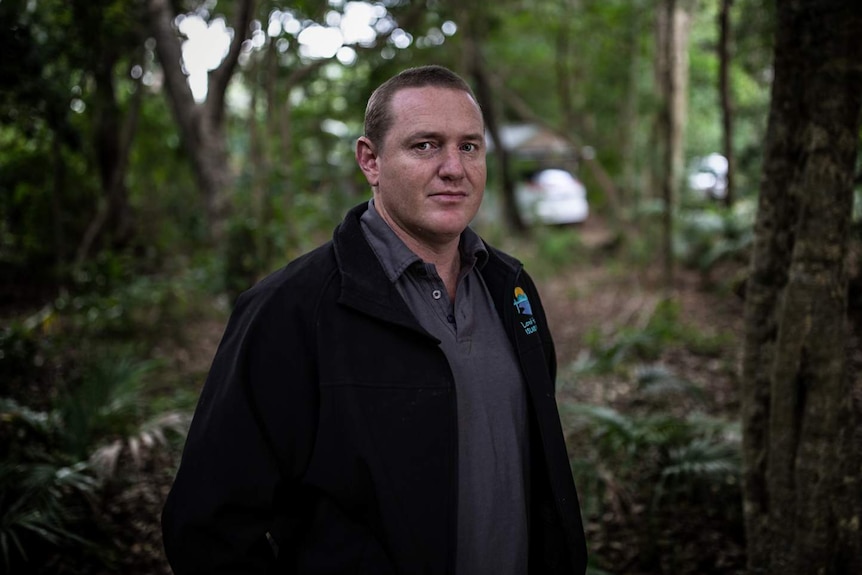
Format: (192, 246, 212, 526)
(360, 201, 529, 575)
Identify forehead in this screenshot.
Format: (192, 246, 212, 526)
(387, 86, 484, 134)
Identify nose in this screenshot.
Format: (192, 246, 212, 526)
(438, 146, 466, 179)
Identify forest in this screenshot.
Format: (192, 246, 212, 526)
(1, 0, 861, 573)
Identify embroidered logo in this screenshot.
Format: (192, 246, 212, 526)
(513, 287, 538, 335)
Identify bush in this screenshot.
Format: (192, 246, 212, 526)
(0, 311, 189, 573)
(559, 300, 745, 574)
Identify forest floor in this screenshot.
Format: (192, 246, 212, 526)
(536, 217, 749, 574)
(541, 214, 745, 409)
(94, 214, 751, 575)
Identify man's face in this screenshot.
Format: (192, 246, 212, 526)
(356, 86, 486, 251)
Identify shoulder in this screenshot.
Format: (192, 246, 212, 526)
(481, 241, 522, 272)
(234, 241, 340, 322)
(478, 239, 547, 299)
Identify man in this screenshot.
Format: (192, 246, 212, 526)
(162, 65, 587, 575)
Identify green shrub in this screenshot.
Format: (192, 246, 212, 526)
(563, 400, 743, 573)
(675, 201, 756, 273)
(0, 344, 189, 572)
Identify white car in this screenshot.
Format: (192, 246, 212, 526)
(515, 168, 590, 225)
(688, 153, 729, 199)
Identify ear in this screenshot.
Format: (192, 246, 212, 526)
(355, 136, 380, 187)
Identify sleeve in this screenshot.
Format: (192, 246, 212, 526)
(161, 282, 319, 575)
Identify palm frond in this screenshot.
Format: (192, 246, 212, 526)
(0, 460, 97, 569)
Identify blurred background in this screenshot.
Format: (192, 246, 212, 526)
(2, 0, 860, 574)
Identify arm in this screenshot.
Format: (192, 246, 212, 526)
(162, 282, 319, 574)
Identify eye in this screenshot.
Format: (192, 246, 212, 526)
(414, 142, 433, 151)
(461, 142, 480, 152)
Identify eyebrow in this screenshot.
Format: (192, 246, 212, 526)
(406, 130, 485, 142)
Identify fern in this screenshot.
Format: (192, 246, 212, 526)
(0, 460, 97, 570)
(654, 437, 741, 509)
(57, 352, 162, 460)
(0, 351, 189, 569)
(635, 363, 705, 401)
(563, 400, 741, 527)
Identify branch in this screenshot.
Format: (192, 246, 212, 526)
(147, 0, 199, 147)
(207, 0, 256, 125)
(75, 60, 145, 266)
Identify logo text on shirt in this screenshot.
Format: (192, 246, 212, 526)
(513, 287, 537, 335)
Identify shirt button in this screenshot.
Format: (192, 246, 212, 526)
(432, 289, 442, 300)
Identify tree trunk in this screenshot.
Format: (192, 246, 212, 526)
(68, 0, 144, 263)
(669, 3, 692, 195)
(554, 0, 577, 137)
(456, 2, 524, 232)
(619, 0, 644, 208)
(718, 0, 734, 206)
(741, 0, 862, 572)
(654, 0, 694, 292)
(76, 54, 143, 265)
(470, 58, 521, 231)
(656, 0, 676, 292)
(146, 0, 255, 242)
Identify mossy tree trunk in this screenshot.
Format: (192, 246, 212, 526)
(741, 0, 862, 573)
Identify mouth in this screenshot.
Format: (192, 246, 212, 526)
(430, 191, 468, 198)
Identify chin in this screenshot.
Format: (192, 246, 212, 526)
(431, 212, 471, 229)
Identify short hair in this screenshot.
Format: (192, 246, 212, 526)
(363, 65, 480, 147)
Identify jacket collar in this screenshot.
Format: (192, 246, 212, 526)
(332, 202, 423, 331)
(332, 201, 523, 331)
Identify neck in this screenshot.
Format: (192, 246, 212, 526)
(372, 202, 464, 299)
(401, 234, 462, 301)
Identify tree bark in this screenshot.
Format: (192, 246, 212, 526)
(718, 0, 734, 206)
(656, 0, 676, 292)
(619, 0, 643, 208)
(76, 54, 144, 265)
(146, 0, 255, 242)
(68, 0, 145, 263)
(741, 0, 862, 572)
(654, 0, 694, 292)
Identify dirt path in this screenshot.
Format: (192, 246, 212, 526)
(536, 218, 746, 415)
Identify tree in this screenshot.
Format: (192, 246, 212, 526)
(654, 0, 695, 291)
(717, 0, 734, 207)
(71, 0, 148, 263)
(741, 0, 862, 572)
(0, 0, 147, 275)
(451, 1, 525, 231)
(146, 0, 255, 241)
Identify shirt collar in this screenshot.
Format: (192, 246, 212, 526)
(359, 199, 489, 283)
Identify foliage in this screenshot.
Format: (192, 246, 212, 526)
(535, 226, 585, 269)
(0, 0, 148, 283)
(51, 251, 226, 348)
(562, 389, 744, 573)
(571, 298, 732, 376)
(557, 283, 745, 573)
(0, 0, 797, 572)
(0, 287, 194, 572)
(0, 451, 97, 572)
(675, 199, 756, 273)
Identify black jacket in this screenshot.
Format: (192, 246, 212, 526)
(162, 202, 587, 574)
